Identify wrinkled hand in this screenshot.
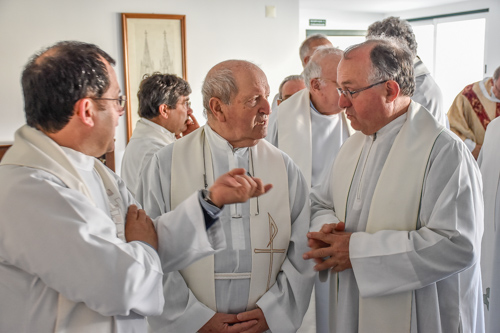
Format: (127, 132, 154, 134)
(125, 205, 158, 251)
(199, 313, 257, 333)
(303, 222, 352, 272)
(181, 113, 200, 137)
(236, 308, 269, 333)
(209, 168, 272, 208)
(472, 143, 482, 160)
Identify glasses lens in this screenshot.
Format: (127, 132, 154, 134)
(119, 96, 126, 108)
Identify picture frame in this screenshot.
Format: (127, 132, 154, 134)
(121, 13, 187, 141)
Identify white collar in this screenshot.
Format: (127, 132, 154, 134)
(140, 118, 176, 141)
(479, 77, 500, 103)
(60, 146, 95, 171)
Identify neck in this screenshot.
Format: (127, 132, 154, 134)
(206, 121, 259, 148)
(310, 92, 341, 115)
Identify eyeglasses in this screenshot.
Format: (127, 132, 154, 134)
(337, 80, 388, 99)
(182, 100, 192, 109)
(91, 95, 127, 108)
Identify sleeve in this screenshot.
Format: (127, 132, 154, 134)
(256, 154, 316, 333)
(138, 147, 226, 273)
(448, 91, 477, 143)
(0, 167, 164, 317)
(349, 133, 484, 297)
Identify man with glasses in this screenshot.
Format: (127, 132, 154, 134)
(267, 45, 354, 333)
(304, 38, 484, 332)
(121, 73, 199, 196)
(0, 41, 270, 333)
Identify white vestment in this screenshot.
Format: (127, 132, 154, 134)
(267, 88, 352, 333)
(121, 118, 176, 196)
(413, 57, 448, 128)
(0, 125, 221, 333)
(139, 124, 315, 333)
(311, 102, 484, 333)
(478, 116, 500, 332)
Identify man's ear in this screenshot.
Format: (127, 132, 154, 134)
(310, 78, 321, 93)
(208, 97, 226, 122)
(75, 98, 95, 127)
(385, 80, 400, 102)
(159, 104, 170, 119)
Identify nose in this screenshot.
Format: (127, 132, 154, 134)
(338, 93, 352, 109)
(261, 99, 271, 115)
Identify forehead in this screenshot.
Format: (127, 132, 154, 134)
(338, 48, 372, 86)
(319, 54, 341, 77)
(282, 79, 305, 93)
(234, 66, 269, 95)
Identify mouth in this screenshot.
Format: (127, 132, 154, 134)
(255, 118, 267, 126)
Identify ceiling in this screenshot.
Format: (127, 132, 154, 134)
(299, 0, 475, 14)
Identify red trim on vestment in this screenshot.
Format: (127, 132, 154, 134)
(462, 84, 491, 130)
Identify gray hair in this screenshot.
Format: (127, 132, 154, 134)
(366, 16, 418, 58)
(299, 34, 331, 66)
(278, 75, 304, 100)
(137, 73, 191, 119)
(493, 66, 500, 82)
(344, 37, 415, 97)
(303, 46, 343, 89)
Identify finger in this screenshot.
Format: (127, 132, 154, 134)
(228, 168, 246, 177)
(307, 231, 333, 244)
(314, 256, 339, 271)
(251, 177, 265, 195)
(236, 309, 258, 321)
(335, 221, 346, 231)
(190, 113, 200, 126)
(227, 320, 258, 333)
(303, 246, 333, 260)
(127, 204, 138, 217)
(320, 223, 337, 234)
(137, 208, 147, 222)
(263, 184, 273, 193)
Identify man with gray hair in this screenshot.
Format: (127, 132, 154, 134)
(121, 73, 199, 196)
(277, 74, 305, 105)
(139, 60, 314, 333)
(267, 45, 354, 333)
(448, 65, 500, 159)
(299, 33, 333, 68)
(304, 38, 484, 332)
(366, 16, 448, 128)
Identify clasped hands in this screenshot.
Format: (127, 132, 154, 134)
(303, 222, 353, 273)
(199, 308, 269, 333)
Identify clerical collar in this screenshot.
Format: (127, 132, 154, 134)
(479, 77, 500, 103)
(60, 146, 95, 171)
(374, 111, 408, 140)
(140, 118, 176, 141)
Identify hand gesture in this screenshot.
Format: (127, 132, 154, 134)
(236, 308, 269, 333)
(125, 205, 158, 251)
(303, 222, 352, 272)
(209, 168, 272, 208)
(182, 113, 200, 137)
(198, 313, 257, 333)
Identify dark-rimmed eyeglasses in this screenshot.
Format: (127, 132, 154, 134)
(337, 80, 388, 99)
(91, 95, 127, 108)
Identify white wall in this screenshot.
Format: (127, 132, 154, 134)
(0, 0, 302, 172)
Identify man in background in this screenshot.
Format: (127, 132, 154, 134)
(448, 65, 500, 159)
(276, 74, 305, 106)
(121, 73, 198, 196)
(367, 16, 448, 128)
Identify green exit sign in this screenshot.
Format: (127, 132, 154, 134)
(309, 19, 326, 26)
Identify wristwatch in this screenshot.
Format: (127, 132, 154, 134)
(201, 189, 217, 207)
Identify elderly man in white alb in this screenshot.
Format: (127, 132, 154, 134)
(138, 60, 314, 333)
(0, 41, 270, 333)
(121, 73, 198, 196)
(304, 38, 484, 332)
(478, 116, 500, 332)
(267, 45, 354, 333)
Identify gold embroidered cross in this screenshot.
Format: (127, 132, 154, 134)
(254, 213, 286, 291)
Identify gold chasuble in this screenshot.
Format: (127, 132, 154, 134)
(331, 102, 443, 332)
(170, 126, 291, 311)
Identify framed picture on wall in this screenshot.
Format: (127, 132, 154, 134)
(121, 13, 187, 141)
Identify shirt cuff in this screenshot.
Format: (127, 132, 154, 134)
(198, 190, 223, 229)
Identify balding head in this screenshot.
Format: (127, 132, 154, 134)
(299, 34, 333, 67)
(202, 60, 270, 147)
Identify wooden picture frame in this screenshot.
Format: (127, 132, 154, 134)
(121, 13, 187, 141)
